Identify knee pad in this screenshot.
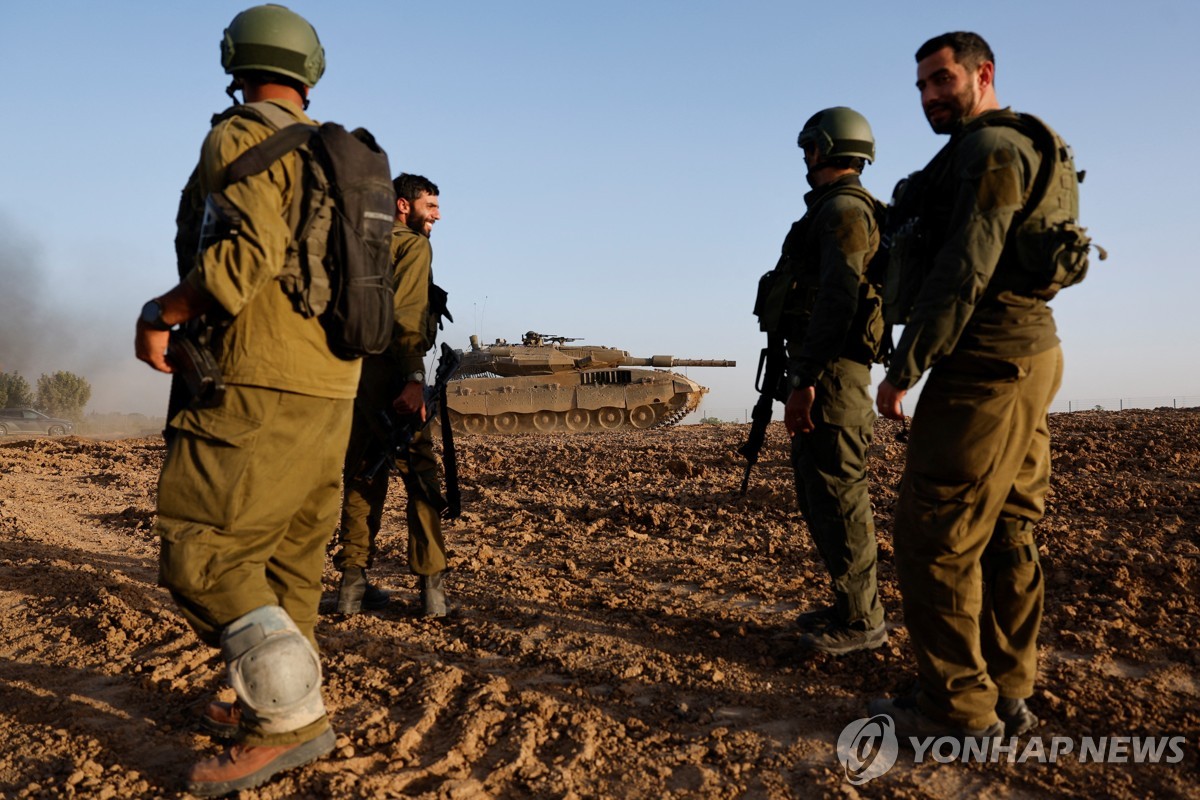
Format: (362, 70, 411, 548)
(220, 605, 325, 734)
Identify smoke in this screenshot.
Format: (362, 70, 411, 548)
(0, 220, 66, 376)
(0, 214, 167, 415)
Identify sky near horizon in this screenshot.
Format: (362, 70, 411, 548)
(1, 1, 1196, 418)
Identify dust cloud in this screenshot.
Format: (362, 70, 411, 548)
(0, 216, 167, 415)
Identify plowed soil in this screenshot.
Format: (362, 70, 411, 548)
(0, 409, 1197, 798)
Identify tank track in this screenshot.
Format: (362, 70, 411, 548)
(651, 393, 703, 429)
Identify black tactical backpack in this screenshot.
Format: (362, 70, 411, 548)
(187, 102, 396, 359)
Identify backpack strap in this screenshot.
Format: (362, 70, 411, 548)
(210, 102, 319, 186)
(967, 112, 1057, 230)
(224, 124, 318, 184)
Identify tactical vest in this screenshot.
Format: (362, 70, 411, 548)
(885, 111, 1103, 324)
(753, 182, 888, 365)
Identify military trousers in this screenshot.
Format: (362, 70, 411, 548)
(894, 345, 1062, 730)
(790, 358, 883, 629)
(335, 416, 447, 577)
(156, 385, 352, 746)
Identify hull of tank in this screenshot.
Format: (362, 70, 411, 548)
(445, 368, 707, 434)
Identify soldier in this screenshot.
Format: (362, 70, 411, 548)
(134, 5, 358, 794)
(778, 108, 888, 655)
(871, 32, 1070, 740)
(333, 173, 451, 616)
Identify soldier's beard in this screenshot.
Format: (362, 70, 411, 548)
(925, 85, 978, 134)
(411, 212, 434, 238)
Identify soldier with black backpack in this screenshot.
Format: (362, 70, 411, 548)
(870, 32, 1101, 744)
(750, 107, 889, 655)
(133, 5, 393, 795)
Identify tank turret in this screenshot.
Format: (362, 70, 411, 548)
(446, 332, 735, 434)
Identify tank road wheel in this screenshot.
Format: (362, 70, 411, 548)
(494, 412, 520, 434)
(564, 409, 590, 431)
(629, 405, 657, 429)
(596, 407, 625, 430)
(463, 415, 488, 435)
(532, 410, 559, 432)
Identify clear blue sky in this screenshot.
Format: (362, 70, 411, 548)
(1, 1, 1195, 417)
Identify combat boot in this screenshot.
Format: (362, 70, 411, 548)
(337, 567, 367, 614)
(799, 621, 887, 655)
(337, 567, 390, 614)
(362, 579, 391, 610)
(868, 696, 1004, 745)
(795, 604, 837, 630)
(419, 571, 448, 617)
(997, 696, 1039, 737)
(200, 700, 241, 739)
(186, 727, 336, 797)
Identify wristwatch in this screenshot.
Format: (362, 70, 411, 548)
(139, 299, 171, 331)
(406, 370, 425, 384)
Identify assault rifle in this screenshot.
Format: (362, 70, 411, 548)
(167, 323, 226, 410)
(360, 342, 462, 519)
(737, 334, 786, 495)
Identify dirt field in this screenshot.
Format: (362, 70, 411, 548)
(0, 409, 1197, 798)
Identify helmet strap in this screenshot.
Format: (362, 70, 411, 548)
(226, 78, 242, 106)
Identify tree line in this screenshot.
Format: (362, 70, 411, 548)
(0, 371, 92, 420)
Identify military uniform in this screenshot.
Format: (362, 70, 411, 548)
(781, 175, 885, 633)
(888, 109, 1064, 731)
(156, 99, 360, 747)
(334, 221, 446, 579)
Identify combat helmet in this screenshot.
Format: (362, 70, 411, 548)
(221, 4, 325, 88)
(797, 106, 875, 164)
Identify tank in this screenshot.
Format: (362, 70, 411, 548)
(445, 332, 735, 434)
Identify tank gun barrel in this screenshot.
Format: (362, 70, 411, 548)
(618, 356, 736, 368)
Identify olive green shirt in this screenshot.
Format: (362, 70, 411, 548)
(182, 99, 361, 399)
(784, 175, 882, 387)
(888, 109, 1059, 390)
(387, 222, 434, 376)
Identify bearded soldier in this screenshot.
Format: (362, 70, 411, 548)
(871, 31, 1090, 741)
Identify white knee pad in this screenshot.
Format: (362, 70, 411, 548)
(220, 605, 325, 734)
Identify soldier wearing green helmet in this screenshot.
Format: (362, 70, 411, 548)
(765, 106, 889, 654)
(134, 5, 359, 795)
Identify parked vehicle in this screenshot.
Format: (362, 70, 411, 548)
(0, 408, 75, 436)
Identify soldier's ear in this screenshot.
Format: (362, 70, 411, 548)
(976, 60, 995, 92)
(396, 197, 410, 218)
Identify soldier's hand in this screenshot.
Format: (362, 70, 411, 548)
(135, 324, 173, 373)
(393, 380, 427, 422)
(877, 379, 907, 421)
(784, 386, 816, 436)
